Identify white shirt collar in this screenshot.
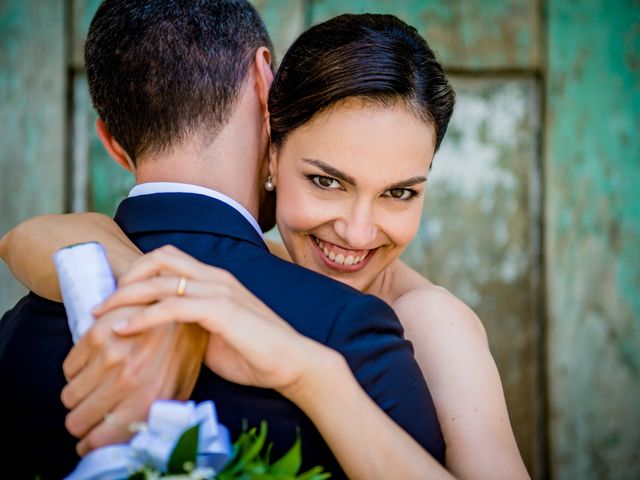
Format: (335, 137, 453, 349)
(128, 182, 263, 238)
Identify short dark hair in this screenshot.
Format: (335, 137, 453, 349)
(85, 0, 274, 163)
(269, 14, 455, 151)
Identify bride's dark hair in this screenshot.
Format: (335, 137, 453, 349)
(268, 13, 455, 150)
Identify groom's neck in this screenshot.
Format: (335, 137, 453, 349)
(133, 96, 268, 221)
(135, 145, 262, 221)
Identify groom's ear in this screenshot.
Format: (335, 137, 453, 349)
(95, 119, 136, 173)
(254, 47, 274, 120)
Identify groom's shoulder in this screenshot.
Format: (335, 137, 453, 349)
(247, 251, 404, 339)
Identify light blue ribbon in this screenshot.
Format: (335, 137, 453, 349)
(66, 400, 231, 480)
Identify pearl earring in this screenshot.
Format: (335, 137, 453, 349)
(264, 175, 275, 192)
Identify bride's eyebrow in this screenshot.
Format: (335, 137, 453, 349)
(385, 176, 427, 190)
(302, 158, 427, 190)
(302, 158, 356, 185)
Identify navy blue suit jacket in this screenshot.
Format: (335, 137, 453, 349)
(0, 193, 445, 478)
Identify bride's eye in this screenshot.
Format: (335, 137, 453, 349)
(309, 175, 341, 189)
(384, 188, 417, 201)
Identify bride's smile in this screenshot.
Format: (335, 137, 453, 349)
(311, 234, 376, 270)
(270, 98, 436, 293)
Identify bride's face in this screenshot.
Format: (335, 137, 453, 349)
(271, 100, 436, 292)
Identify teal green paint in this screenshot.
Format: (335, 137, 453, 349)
(253, 0, 306, 62)
(70, 0, 137, 217)
(0, 0, 66, 311)
(310, 0, 540, 69)
(72, 0, 104, 67)
(89, 134, 135, 216)
(546, 0, 640, 478)
(77, 73, 135, 217)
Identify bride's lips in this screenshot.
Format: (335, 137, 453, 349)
(309, 235, 376, 273)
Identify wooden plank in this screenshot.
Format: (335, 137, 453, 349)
(546, 1, 640, 478)
(86, 76, 135, 216)
(71, 0, 103, 70)
(402, 77, 541, 475)
(253, 0, 307, 64)
(71, 74, 90, 212)
(309, 0, 541, 70)
(0, 0, 66, 312)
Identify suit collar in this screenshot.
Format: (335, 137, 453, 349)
(114, 193, 267, 250)
(128, 182, 263, 238)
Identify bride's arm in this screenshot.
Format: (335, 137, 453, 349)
(286, 348, 453, 479)
(394, 287, 530, 480)
(98, 246, 454, 480)
(0, 213, 140, 301)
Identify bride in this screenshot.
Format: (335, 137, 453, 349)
(1, 12, 527, 480)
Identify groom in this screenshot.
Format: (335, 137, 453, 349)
(0, 1, 444, 477)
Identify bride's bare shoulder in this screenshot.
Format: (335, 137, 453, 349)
(390, 261, 487, 344)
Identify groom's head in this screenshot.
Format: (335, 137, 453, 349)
(85, 0, 274, 166)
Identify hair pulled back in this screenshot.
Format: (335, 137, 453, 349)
(268, 13, 455, 151)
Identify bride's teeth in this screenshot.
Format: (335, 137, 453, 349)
(316, 238, 371, 266)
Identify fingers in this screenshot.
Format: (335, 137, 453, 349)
(63, 338, 91, 382)
(95, 276, 187, 315)
(64, 375, 120, 439)
(76, 403, 146, 456)
(94, 247, 238, 316)
(112, 297, 222, 335)
(63, 319, 113, 380)
(118, 245, 208, 287)
(61, 355, 107, 410)
(64, 306, 138, 379)
(95, 276, 232, 317)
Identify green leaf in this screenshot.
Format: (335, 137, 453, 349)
(167, 423, 200, 474)
(296, 466, 332, 480)
(270, 435, 302, 476)
(216, 421, 330, 480)
(227, 421, 268, 475)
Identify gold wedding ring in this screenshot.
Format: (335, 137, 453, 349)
(177, 276, 188, 297)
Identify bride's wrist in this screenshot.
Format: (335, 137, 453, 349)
(110, 246, 142, 281)
(278, 339, 347, 406)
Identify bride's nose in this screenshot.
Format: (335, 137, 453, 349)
(333, 202, 378, 249)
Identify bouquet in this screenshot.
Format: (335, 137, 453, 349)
(65, 399, 329, 479)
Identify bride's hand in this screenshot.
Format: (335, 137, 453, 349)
(93, 245, 331, 397)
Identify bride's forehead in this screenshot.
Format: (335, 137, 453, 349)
(307, 97, 425, 127)
(284, 106, 434, 172)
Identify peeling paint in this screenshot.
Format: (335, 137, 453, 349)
(310, 0, 541, 69)
(546, 0, 640, 478)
